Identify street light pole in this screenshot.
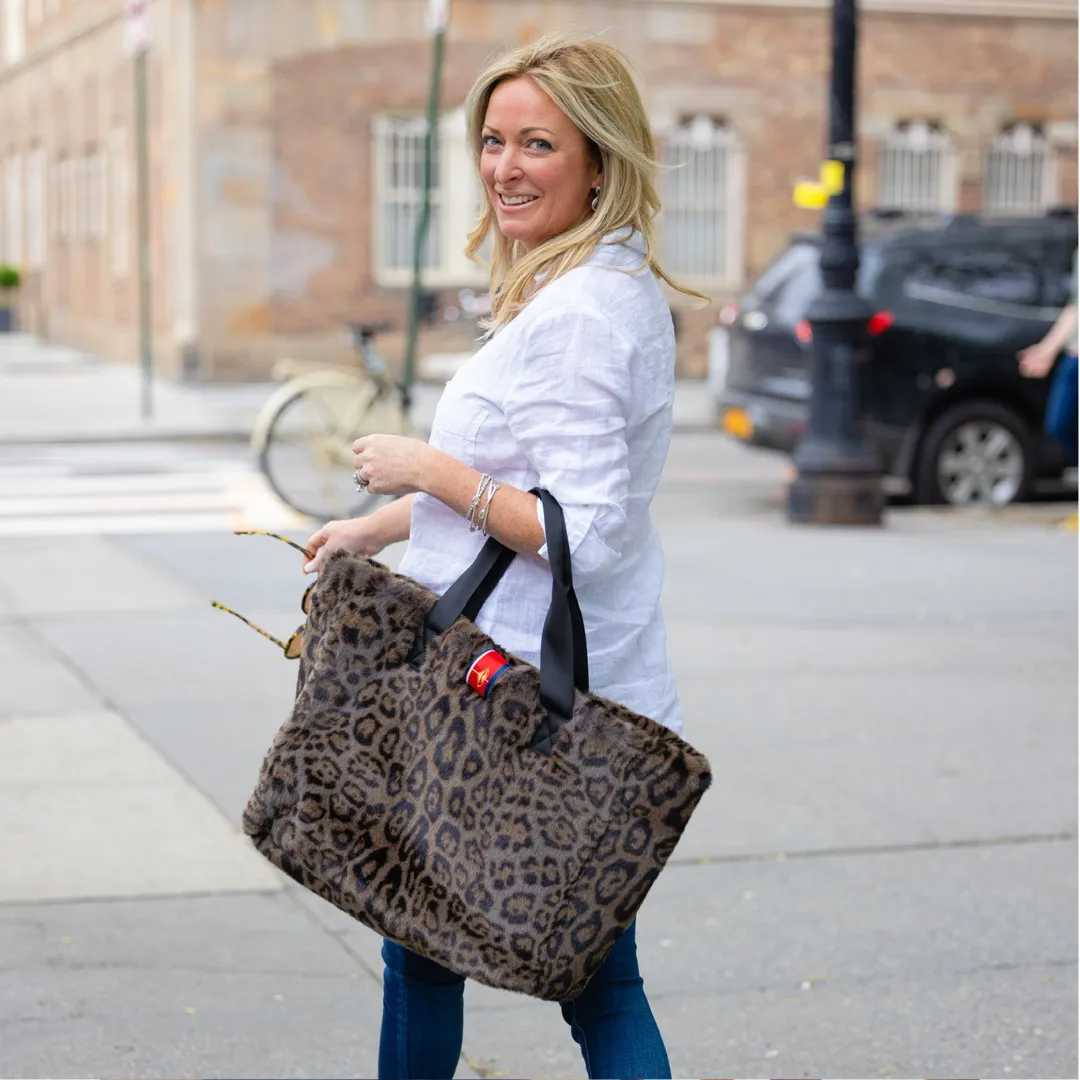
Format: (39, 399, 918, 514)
(787, 0, 884, 526)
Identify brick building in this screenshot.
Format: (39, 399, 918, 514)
(0, 0, 1076, 381)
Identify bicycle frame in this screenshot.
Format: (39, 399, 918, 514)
(250, 370, 383, 455)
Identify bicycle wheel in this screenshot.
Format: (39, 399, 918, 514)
(259, 380, 403, 521)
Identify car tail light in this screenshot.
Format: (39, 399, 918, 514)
(795, 319, 813, 345)
(867, 310, 894, 336)
(719, 302, 739, 328)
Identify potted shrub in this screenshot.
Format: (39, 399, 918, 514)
(0, 265, 19, 333)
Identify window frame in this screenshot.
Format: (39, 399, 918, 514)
(876, 120, 958, 215)
(658, 115, 746, 291)
(109, 126, 130, 277)
(3, 152, 23, 265)
(371, 108, 486, 289)
(25, 145, 45, 269)
(983, 123, 1057, 217)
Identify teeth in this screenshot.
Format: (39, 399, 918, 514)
(502, 195, 537, 205)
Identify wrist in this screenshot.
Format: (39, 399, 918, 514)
(420, 445, 455, 500)
(365, 494, 414, 549)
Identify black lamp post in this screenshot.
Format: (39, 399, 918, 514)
(787, 0, 884, 526)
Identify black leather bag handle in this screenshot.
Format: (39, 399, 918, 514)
(425, 537, 517, 633)
(411, 489, 588, 755)
(531, 489, 589, 754)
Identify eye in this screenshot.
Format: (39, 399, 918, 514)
(528, 138, 553, 151)
(482, 135, 502, 148)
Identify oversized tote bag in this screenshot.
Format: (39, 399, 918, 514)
(243, 489, 712, 1001)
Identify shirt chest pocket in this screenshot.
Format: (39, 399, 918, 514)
(429, 396, 490, 469)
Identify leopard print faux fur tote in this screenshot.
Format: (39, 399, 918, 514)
(242, 495, 712, 1002)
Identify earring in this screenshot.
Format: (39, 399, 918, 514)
(591, 188, 600, 212)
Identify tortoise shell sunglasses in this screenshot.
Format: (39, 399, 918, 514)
(211, 530, 314, 659)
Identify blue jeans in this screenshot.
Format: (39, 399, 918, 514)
(378, 921, 671, 1080)
(1046, 353, 1079, 467)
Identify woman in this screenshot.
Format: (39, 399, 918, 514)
(304, 32, 705, 1080)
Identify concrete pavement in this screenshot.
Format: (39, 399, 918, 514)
(0, 432, 1076, 1079)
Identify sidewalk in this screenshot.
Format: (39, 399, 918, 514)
(1, 433, 1076, 1079)
(0, 334, 716, 444)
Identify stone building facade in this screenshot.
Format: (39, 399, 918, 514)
(0, 0, 1076, 381)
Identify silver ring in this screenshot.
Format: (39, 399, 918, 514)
(353, 470, 369, 492)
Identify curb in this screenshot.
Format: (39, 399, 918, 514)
(0, 430, 257, 447)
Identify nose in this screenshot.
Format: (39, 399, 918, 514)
(493, 145, 523, 186)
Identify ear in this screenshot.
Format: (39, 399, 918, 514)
(586, 141, 604, 184)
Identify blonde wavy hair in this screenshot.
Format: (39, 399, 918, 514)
(463, 32, 708, 330)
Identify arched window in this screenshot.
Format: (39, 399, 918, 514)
(877, 121, 957, 213)
(660, 116, 745, 287)
(373, 108, 485, 286)
(984, 123, 1056, 216)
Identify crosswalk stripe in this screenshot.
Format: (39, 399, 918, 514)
(0, 491, 242, 516)
(0, 460, 309, 537)
(0, 471, 252, 498)
(0, 512, 238, 538)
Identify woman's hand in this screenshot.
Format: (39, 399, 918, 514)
(303, 516, 388, 573)
(352, 434, 437, 497)
(1017, 340, 1059, 379)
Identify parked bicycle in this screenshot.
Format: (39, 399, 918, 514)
(251, 322, 411, 521)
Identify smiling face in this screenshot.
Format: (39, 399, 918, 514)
(480, 76, 603, 252)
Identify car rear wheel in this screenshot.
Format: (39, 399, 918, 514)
(915, 400, 1034, 508)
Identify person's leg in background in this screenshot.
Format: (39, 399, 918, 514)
(559, 922, 672, 1080)
(1045, 353, 1079, 468)
(1043, 353, 1079, 529)
(379, 939, 466, 1080)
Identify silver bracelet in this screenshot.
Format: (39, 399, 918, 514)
(477, 479, 501, 536)
(466, 473, 492, 531)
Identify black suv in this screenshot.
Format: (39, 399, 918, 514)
(714, 211, 1078, 506)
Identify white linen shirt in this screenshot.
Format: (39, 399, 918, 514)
(398, 229, 684, 736)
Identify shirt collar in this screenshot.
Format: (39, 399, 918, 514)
(601, 226, 647, 255)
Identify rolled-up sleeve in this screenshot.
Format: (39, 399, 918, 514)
(504, 303, 634, 583)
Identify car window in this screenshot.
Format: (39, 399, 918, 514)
(903, 248, 1043, 310)
(748, 243, 819, 306)
(749, 241, 887, 326)
(770, 254, 823, 326)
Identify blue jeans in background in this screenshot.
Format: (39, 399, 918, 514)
(378, 921, 672, 1080)
(1045, 352, 1079, 467)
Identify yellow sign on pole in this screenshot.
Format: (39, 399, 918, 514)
(793, 160, 846, 209)
(820, 159, 844, 194)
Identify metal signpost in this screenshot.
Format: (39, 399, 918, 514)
(124, 0, 154, 421)
(401, 0, 451, 418)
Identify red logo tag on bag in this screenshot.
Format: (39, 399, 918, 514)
(467, 649, 510, 698)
